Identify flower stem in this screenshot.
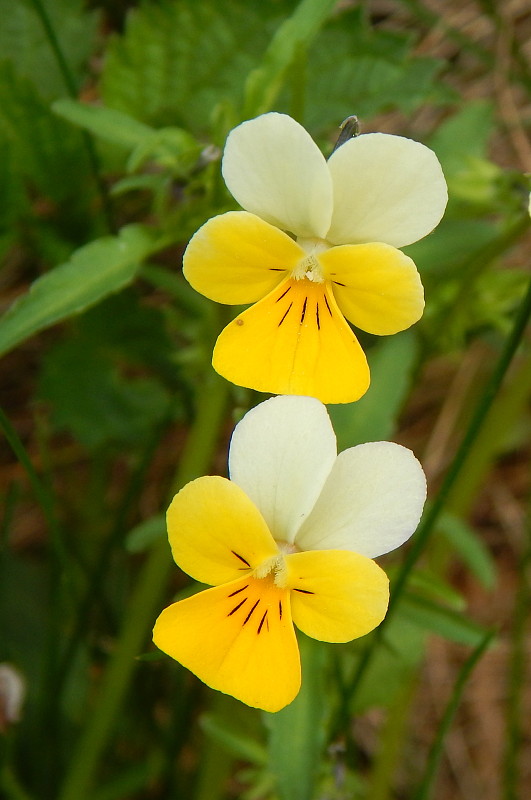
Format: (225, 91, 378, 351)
(28, 0, 115, 232)
(411, 630, 494, 800)
(333, 273, 531, 735)
(58, 374, 230, 800)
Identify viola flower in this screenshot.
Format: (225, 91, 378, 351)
(153, 396, 426, 712)
(183, 112, 447, 404)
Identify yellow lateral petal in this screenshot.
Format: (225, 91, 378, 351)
(212, 278, 370, 404)
(320, 243, 424, 335)
(286, 550, 389, 643)
(153, 576, 300, 712)
(183, 211, 303, 304)
(167, 477, 279, 586)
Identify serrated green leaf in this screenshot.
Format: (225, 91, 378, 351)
(267, 635, 327, 800)
(329, 332, 418, 451)
(0, 0, 99, 98)
(297, 12, 449, 134)
(436, 511, 496, 589)
(0, 225, 160, 358)
(401, 593, 489, 646)
(101, 0, 272, 131)
(0, 62, 92, 206)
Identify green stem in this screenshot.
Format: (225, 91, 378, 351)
(55, 414, 170, 691)
(366, 671, 417, 800)
(0, 407, 63, 562)
(28, 0, 115, 232)
(333, 274, 531, 732)
(502, 529, 531, 800)
(412, 631, 494, 800)
(58, 374, 230, 800)
(0, 407, 70, 793)
(432, 216, 530, 345)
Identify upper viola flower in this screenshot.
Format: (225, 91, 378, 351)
(183, 113, 447, 404)
(153, 396, 427, 712)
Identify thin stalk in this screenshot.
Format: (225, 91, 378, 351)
(411, 631, 494, 800)
(58, 373, 229, 800)
(0, 407, 66, 793)
(0, 407, 63, 562)
(333, 274, 531, 733)
(55, 413, 170, 691)
(502, 528, 531, 800)
(366, 671, 417, 800)
(431, 216, 530, 345)
(28, 0, 115, 231)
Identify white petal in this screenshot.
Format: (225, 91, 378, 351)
(326, 133, 448, 247)
(228, 396, 337, 544)
(295, 442, 426, 558)
(222, 113, 333, 239)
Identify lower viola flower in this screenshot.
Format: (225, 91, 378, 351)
(153, 396, 427, 712)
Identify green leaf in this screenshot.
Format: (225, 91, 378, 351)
(329, 332, 418, 451)
(38, 341, 171, 450)
(0, 225, 160, 358)
(267, 636, 327, 800)
(404, 568, 466, 611)
(0, 0, 99, 99)
(53, 99, 154, 149)
(0, 62, 93, 206)
(352, 615, 426, 712)
(243, 0, 336, 116)
(401, 593, 490, 646)
(101, 0, 272, 130)
(429, 101, 495, 177)
(436, 511, 496, 589)
(297, 9, 449, 134)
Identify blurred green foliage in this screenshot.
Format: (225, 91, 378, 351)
(0, 1, 529, 800)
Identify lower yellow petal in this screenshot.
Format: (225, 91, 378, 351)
(212, 278, 370, 404)
(286, 550, 389, 643)
(183, 211, 303, 304)
(319, 243, 424, 335)
(167, 477, 279, 586)
(153, 576, 300, 712)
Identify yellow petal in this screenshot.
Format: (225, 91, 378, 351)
(167, 477, 279, 586)
(182, 211, 303, 304)
(212, 278, 370, 404)
(286, 550, 389, 643)
(153, 576, 301, 712)
(319, 243, 424, 335)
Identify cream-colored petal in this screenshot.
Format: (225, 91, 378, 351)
(295, 442, 426, 558)
(183, 211, 303, 304)
(153, 576, 300, 712)
(228, 396, 337, 545)
(212, 277, 370, 404)
(286, 550, 389, 642)
(320, 242, 424, 335)
(326, 133, 447, 247)
(222, 113, 333, 239)
(166, 477, 278, 586)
